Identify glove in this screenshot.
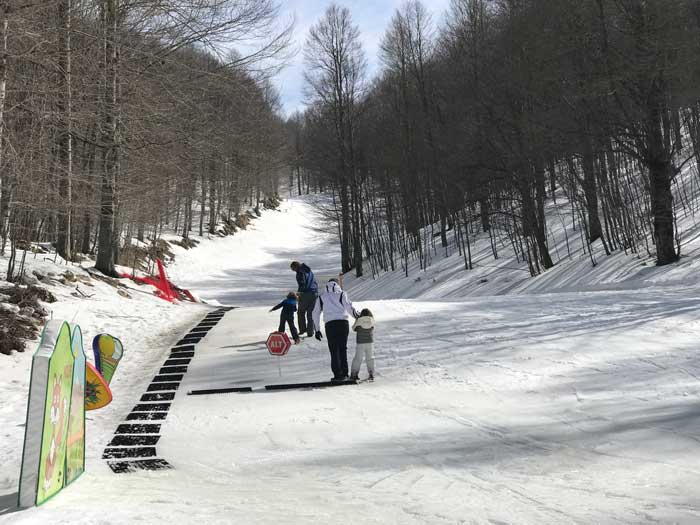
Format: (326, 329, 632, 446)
(315, 331, 323, 341)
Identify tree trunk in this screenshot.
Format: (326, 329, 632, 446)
(137, 221, 145, 243)
(479, 197, 491, 232)
(0, 3, 8, 257)
(647, 98, 678, 266)
(56, 0, 73, 261)
(0, 176, 9, 256)
(199, 169, 205, 237)
(352, 182, 363, 277)
(81, 211, 91, 254)
(339, 183, 352, 273)
(519, 173, 553, 273)
(95, 0, 120, 276)
(208, 161, 216, 234)
(581, 136, 603, 242)
(649, 160, 677, 265)
(547, 161, 557, 202)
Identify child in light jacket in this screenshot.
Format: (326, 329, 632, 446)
(270, 292, 300, 343)
(350, 308, 375, 381)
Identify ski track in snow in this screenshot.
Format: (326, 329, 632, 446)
(1, 197, 700, 524)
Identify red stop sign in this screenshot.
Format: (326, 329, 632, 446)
(266, 332, 292, 356)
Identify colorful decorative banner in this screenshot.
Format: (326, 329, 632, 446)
(19, 321, 75, 507)
(92, 334, 124, 385)
(19, 322, 126, 506)
(85, 361, 113, 411)
(65, 326, 86, 485)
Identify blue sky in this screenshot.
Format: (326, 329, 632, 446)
(275, 0, 452, 115)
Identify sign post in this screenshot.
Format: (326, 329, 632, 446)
(266, 332, 292, 377)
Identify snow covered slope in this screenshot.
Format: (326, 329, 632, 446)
(0, 260, 211, 519)
(167, 199, 342, 306)
(346, 164, 700, 301)
(1, 196, 699, 524)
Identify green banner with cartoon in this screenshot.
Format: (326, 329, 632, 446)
(65, 326, 86, 485)
(18, 320, 84, 507)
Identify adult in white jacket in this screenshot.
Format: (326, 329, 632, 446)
(312, 279, 359, 381)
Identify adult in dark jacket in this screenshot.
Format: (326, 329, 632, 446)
(290, 261, 318, 337)
(270, 292, 300, 343)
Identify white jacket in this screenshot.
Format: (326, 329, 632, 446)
(313, 281, 358, 329)
(352, 316, 375, 330)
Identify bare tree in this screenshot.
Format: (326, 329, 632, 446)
(304, 3, 366, 275)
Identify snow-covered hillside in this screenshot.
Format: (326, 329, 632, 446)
(347, 163, 700, 301)
(1, 196, 699, 524)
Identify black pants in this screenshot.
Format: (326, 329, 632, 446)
(279, 313, 299, 340)
(325, 320, 349, 379)
(298, 292, 317, 336)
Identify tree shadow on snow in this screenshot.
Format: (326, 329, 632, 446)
(375, 292, 700, 361)
(273, 401, 700, 478)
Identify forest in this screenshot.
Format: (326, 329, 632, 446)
(0, 0, 292, 281)
(3, 0, 699, 285)
(292, 0, 700, 278)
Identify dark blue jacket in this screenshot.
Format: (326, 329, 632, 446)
(271, 297, 297, 316)
(296, 264, 318, 294)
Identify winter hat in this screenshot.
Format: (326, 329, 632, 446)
(325, 279, 342, 295)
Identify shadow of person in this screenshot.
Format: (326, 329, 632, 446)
(221, 341, 266, 350)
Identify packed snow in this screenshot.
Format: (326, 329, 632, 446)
(1, 197, 700, 524)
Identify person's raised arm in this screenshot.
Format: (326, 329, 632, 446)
(343, 292, 360, 319)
